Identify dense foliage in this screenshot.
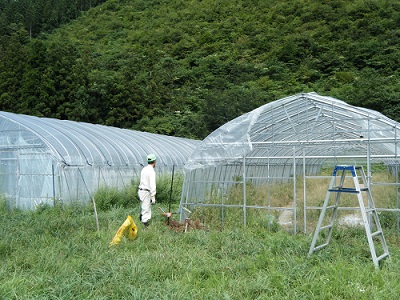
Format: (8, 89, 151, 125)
(0, 0, 107, 38)
(1, 0, 400, 139)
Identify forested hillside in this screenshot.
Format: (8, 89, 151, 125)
(1, 0, 399, 139)
(0, 0, 107, 38)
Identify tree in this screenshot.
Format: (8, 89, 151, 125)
(0, 23, 29, 112)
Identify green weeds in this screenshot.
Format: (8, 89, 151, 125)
(94, 173, 183, 210)
(1, 202, 400, 299)
(2, 171, 400, 299)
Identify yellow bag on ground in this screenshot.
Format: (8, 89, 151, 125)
(110, 215, 138, 246)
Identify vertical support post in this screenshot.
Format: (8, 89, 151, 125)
(97, 166, 101, 189)
(243, 155, 246, 227)
(367, 114, 372, 228)
(117, 167, 127, 190)
(267, 151, 271, 231)
(76, 167, 79, 201)
(62, 166, 72, 202)
(57, 163, 63, 205)
(78, 168, 100, 233)
(293, 146, 297, 234)
(168, 165, 175, 213)
(180, 168, 191, 223)
(15, 152, 20, 209)
(221, 181, 225, 227)
(167, 165, 175, 225)
(395, 125, 400, 232)
(367, 113, 371, 185)
(303, 149, 307, 233)
(52, 163, 56, 206)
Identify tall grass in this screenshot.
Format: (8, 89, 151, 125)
(188, 170, 400, 233)
(94, 172, 184, 211)
(1, 194, 400, 299)
(2, 170, 400, 299)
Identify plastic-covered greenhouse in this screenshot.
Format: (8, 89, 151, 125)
(0, 111, 200, 210)
(180, 92, 400, 232)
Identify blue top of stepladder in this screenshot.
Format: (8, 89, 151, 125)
(332, 165, 357, 176)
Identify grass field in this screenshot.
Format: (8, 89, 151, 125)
(1, 196, 400, 299)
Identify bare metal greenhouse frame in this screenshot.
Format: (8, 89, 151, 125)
(180, 92, 400, 233)
(0, 111, 200, 210)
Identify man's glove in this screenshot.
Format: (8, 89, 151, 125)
(151, 197, 156, 205)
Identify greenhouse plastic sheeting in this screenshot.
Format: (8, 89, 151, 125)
(180, 92, 400, 229)
(185, 92, 400, 170)
(0, 111, 200, 210)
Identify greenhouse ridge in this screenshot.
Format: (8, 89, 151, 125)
(0, 111, 199, 167)
(185, 92, 399, 170)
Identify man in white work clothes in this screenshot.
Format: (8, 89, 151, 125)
(138, 154, 157, 227)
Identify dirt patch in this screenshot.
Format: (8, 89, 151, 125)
(167, 218, 206, 233)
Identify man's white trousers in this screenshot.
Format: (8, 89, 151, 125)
(138, 190, 152, 223)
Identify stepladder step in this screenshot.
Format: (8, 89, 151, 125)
(313, 243, 329, 252)
(376, 253, 389, 261)
(370, 230, 382, 237)
(320, 224, 333, 231)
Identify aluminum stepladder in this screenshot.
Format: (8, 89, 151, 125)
(308, 165, 390, 268)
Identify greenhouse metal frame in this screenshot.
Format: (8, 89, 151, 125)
(0, 111, 200, 210)
(180, 92, 400, 233)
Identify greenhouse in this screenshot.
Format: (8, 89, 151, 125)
(0, 111, 200, 210)
(180, 92, 400, 232)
